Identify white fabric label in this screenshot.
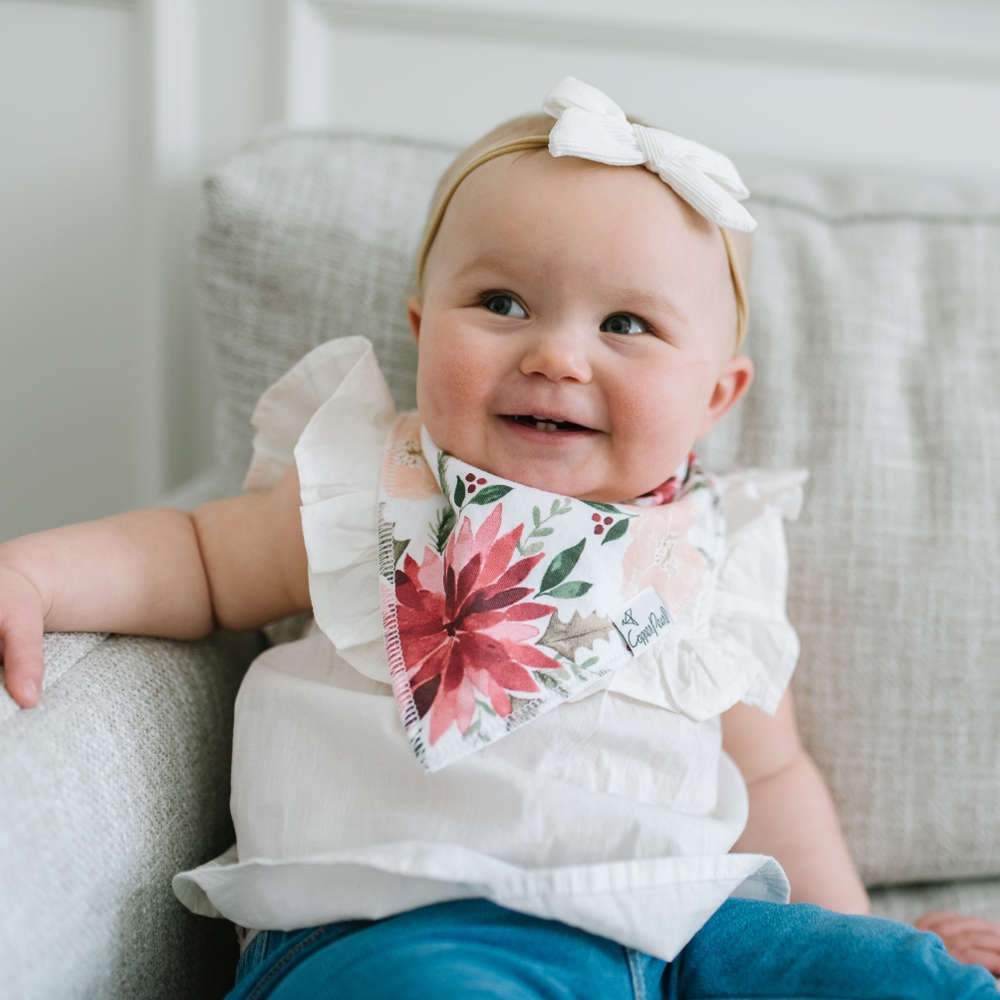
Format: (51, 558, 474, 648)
(612, 586, 672, 655)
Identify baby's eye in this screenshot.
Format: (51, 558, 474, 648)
(480, 292, 527, 319)
(601, 312, 650, 336)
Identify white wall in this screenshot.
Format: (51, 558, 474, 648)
(1, 1, 145, 539)
(0, 0, 286, 539)
(2, 0, 998, 541)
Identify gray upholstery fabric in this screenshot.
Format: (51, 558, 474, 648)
(704, 169, 1000, 889)
(199, 132, 442, 497)
(200, 129, 1000, 889)
(871, 877, 1000, 926)
(0, 628, 263, 999)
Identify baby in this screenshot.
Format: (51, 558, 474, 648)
(3, 77, 999, 998)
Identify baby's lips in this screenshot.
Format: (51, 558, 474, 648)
(499, 412, 602, 432)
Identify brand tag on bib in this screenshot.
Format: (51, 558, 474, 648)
(612, 587, 673, 654)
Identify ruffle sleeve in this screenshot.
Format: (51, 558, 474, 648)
(243, 335, 395, 684)
(606, 466, 809, 721)
(709, 467, 809, 716)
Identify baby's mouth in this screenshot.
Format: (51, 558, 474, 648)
(501, 414, 595, 434)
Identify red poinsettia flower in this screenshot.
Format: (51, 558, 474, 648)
(394, 503, 559, 745)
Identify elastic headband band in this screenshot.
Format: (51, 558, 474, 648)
(412, 135, 750, 351)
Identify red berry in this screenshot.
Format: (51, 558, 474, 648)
(594, 524, 604, 535)
(476, 477, 486, 485)
(603, 516, 613, 525)
(592, 513, 601, 522)
(468, 484, 476, 493)
(465, 473, 475, 482)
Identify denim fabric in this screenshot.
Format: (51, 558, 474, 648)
(224, 897, 999, 999)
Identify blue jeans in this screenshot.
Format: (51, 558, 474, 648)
(224, 896, 999, 999)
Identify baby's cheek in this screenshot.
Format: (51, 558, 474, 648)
(415, 345, 486, 455)
(610, 396, 698, 489)
(607, 371, 675, 440)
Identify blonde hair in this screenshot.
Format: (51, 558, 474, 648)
(408, 110, 753, 354)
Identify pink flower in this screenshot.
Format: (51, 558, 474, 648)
(620, 501, 704, 613)
(381, 413, 440, 500)
(394, 504, 559, 745)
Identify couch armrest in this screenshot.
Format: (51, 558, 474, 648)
(0, 627, 264, 1000)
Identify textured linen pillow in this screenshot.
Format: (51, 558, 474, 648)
(197, 129, 999, 889)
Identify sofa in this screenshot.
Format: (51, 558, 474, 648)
(1, 128, 997, 999)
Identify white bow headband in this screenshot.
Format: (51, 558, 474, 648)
(543, 76, 756, 233)
(414, 75, 754, 347)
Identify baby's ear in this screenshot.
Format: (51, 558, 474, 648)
(407, 296, 423, 343)
(696, 354, 754, 438)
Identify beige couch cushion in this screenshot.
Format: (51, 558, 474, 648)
(707, 167, 1000, 887)
(198, 131, 999, 889)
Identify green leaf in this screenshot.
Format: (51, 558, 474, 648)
(546, 580, 592, 600)
(393, 537, 409, 566)
(550, 498, 561, 515)
(600, 518, 630, 545)
(539, 539, 585, 594)
(533, 526, 553, 537)
(453, 478, 466, 507)
(521, 541, 544, 557)
(535, 670, 563, 690)
(433, 507, 456, 554)
(436, 451, 449, 495)
(532, 505, 541, 527)
(469, 484, 512, 506)
(582, 500, 621, 514)
(580, 656, 599, 669)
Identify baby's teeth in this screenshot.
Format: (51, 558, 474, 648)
(534, 420, 558, 432)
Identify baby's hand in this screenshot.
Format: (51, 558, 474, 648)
(0, 564, 47, 709)
(914, 910, 1000, 978)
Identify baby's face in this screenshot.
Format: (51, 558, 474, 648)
(408, 150, 752, 501)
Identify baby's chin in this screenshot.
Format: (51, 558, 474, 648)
(423, 417, 665, 502)
(474, 455, 629, 502)
(479, 451, 690, 503)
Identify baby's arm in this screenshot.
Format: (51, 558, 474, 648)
(725, 695, 1000, 975)
(0, 464, 309, 708)
(721, 690, 871, 916)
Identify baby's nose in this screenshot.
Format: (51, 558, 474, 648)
(518, 327, 593, 383)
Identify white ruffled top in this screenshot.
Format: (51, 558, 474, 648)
(173, 336, 809, 965)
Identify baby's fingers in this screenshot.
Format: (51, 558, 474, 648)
(915, 909, 965, 930)
(918, 913, 1000, 939)
(939, 927, 1000, 961)
(945, 945, 1000, 977)
(914, 912, 1000, 977)
(0, 572, 46, 709)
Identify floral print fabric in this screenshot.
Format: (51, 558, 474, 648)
(377, 412, 726, 772)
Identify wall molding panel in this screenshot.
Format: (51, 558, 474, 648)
(311, 0, 1000, 82)
(134, 0, 200, 501)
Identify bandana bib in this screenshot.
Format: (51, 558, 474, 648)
(377, 412, 725, 772)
